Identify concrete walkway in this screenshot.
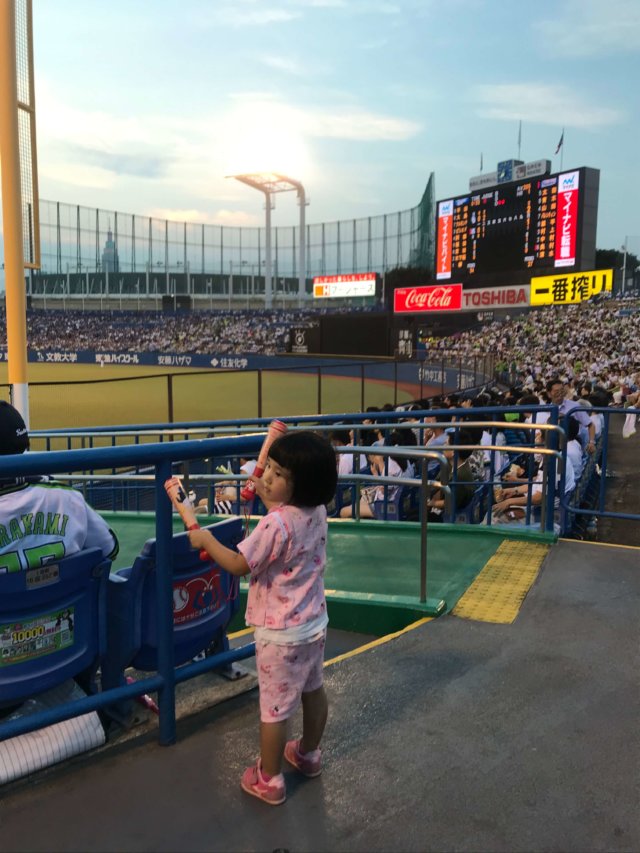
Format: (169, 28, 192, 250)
(1, 539, 638, 852)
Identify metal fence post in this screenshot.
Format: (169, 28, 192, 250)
(420, 458, 428, 602)
(394, 360, 398, 407)
(155, 459, 177, 745)
(545, 408, 559, 533)
(167, 374, 174, 423)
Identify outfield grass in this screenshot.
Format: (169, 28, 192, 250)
(0, 362, 414, 430)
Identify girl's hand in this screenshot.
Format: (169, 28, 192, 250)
(188, 528, 214, 554)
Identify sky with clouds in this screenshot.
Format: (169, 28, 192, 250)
(1, 0, 639, 279)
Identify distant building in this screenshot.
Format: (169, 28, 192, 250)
(101, 226, 119, 273)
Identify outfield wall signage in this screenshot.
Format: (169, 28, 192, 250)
(394, 283, 462, 313)
(461, 285, 530, 310)
(529, 269, 612, 306)
(312, 273, 376, 298)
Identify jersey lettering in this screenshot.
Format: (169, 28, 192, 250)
(0, 512, 69, 540)
(45, 513, 61, 535)
(0, 541, 66, 574)
(9, 518, 23, 542)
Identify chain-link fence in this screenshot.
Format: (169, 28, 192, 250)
(26, 176, 435, 305)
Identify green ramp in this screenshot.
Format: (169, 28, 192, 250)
(104, 512, 554, 635)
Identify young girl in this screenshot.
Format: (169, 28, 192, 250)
(188, 431, 338, 806)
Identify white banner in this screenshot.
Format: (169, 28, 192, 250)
(461, 285, 530, 311)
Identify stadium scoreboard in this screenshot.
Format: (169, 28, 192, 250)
(435, 166, 599, 283)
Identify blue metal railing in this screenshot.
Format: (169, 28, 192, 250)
(0, 433, 267, 747)
(560, 405, 640, 531)
(0, 405, 588, 749)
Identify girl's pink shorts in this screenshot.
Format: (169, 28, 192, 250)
(255, 634, 325, 723)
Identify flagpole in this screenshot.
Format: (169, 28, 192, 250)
(555, 128, 565, 171)
(517, 120, 522, 160)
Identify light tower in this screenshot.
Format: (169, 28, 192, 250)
(229, 173, 307, 309)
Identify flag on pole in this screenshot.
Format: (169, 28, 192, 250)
(517, 119, 522, 159)
(555, 129, 564, 155)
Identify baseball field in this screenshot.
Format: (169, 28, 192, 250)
(0, 362, 416, 432)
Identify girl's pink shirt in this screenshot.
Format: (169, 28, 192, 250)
(237, 503, 328, 630)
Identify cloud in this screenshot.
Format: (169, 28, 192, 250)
(257, 54, 302, 74)
(203, 3, 300, 27)
(39, 160, 116, 191)
(303, 109, 420, 140)
(34, 77, 420, 224)
(225, 94, 421, 141)
(473, 83, 623, 128)
(66, 146, 170, 179)
(147, 208, 261, 227)
(534, 0, 640, 56)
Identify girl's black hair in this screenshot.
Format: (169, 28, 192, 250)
(268, 430, 338, 507)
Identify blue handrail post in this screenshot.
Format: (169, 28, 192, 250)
(598, 409, 610, 512)
(558, 414, 568, 533)
(545, 408, 559, 533)
(155, 459, 177, 745)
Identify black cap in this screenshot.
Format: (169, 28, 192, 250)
(0, 401, 30, 454)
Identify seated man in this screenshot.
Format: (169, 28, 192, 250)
(423, 414, 452, 479)
(492, 455, 575, 522)
(0, 402, 118, 572)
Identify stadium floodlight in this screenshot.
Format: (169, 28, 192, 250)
(228, 173, 307, 309)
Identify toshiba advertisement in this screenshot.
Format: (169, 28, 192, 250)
(394, 283, 462, 313)
(394, 284, 530, 314)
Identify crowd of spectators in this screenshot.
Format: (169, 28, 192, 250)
(0, 296, 637, 384)
(0, 308, 322, 356)
(0, 303, 385, 356)
(0, 293, 637, 532)
(424, 296, 640, 395)
(331, 295, 640, 528)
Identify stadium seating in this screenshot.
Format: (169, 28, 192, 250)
(0, 548, 111, 708)
(371, 486, 407, 521)
(451, 483, 490, 525)
(102, 517, 243, 691)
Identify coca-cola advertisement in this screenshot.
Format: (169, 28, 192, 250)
(393, 283, 462, 314)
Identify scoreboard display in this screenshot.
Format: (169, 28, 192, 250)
(435, 167, 599, 283)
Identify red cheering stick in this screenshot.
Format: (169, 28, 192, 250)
(126, 676, 160, 715)
(240, 419, 288, 502)
(164, 476, 208, 561)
